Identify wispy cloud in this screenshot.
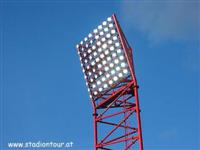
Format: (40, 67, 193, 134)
(159, 128, 178, 141)
(121, 2, 199, 44)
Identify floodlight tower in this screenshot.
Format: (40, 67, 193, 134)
(76, 14, 143, 150)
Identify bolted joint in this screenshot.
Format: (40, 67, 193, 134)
(134, 85, 139, 89)
(93, 113, 98, 116)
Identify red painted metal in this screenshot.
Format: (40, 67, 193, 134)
(89, 14, 144, 150)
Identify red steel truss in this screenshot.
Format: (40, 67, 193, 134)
(90, 14, 144, 150)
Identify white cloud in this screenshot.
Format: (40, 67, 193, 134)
(159, 128, 178, 141)
(121, 2, 199, 44)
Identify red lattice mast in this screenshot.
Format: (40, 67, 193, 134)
(76, 14, 143, 150)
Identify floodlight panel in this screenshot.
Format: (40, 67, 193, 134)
(76, 16, 131, 100)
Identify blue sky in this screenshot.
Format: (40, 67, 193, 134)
(0, 1, 199, 150)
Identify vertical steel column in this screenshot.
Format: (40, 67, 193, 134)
(134, 85, 143, 150)
(92, 101, 98, 150)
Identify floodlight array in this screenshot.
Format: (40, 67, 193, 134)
(76, 16, 131, 100)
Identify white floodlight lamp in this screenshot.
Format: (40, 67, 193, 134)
(76, 15, 132, 100)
